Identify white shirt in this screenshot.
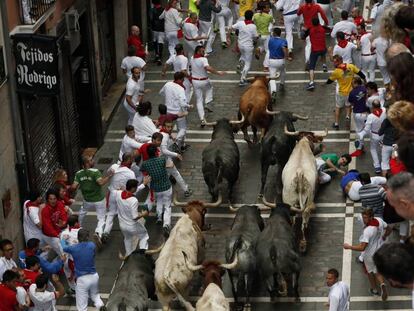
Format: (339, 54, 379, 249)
(331, 20, 357, 39)
(120, 56, 146, 80)
(132, 114, 158, 142)
(275, 0, 300, 14)
(119, 135, 142, 161)
(367, 90, 386, 110)
(333, 42, 356, 64)
(183, 22, 199, 40)
(190, 56, 209, 79)
(328, 281, 350, 311)
(159, 81, 189, 114)
(28, 283, 57, 311)
(160, 8, 182, 32)
(0, 257, 17, 281)
(124, 77, 142, 108)
(372, 37, 389, 66)
(360, 33, 373, 55)
(165, 54, 188, 73)
(160, 132, 179, 166)
(107, 164, 136, 192)
(60, 227, 80, 246)
(360, 217, 387, 261)
(232, 21, 258, 48)
(115, 189, 145, 227)
(23, 200, 43, 242)
(363, 107, 386, 135)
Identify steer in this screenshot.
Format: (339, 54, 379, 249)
(257, 202, 301, 302)
(238, 76, 276, 145)
(107, 247, 162, 311)
(260, 111, 309, 199)
(202, 116, 244, 202)
(154, 195, 222, 311)
(226, 205, 265, 310)
(182, 252, 238, 311)
(281, 127, 328, 252)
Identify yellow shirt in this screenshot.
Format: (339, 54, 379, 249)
(239, 0, 255, 17)
(188, 0, 199, 14)
(329, 64, 360, 96)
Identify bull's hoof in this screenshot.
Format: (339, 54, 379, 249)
(299, 240, 307, 253)
(257, 193, 264, 200)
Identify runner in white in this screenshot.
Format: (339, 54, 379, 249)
(183, 12, 207, 60)
(23, 192, 44, 244)
(216, 0, 233, 48)
(331, 10, 357, 40)
(332, 31, 357, 64)
(160, 0, 183, 57)
(120, 45, 147, 84)
(119, 125, 142, 162)
(275, 0, 300, 60)
(123, 67, 143, 125)
(326, 268, 350, 311)
(357, 23, 376, 82)
(372, 36, 391, 87)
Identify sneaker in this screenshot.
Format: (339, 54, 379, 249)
(375, 167, 382, 175)
(184, 189, 193, 197)
(332, 123, 339, 130)
(181, 144, 191, 152)
(93, 233, 102, 249)
(200, 119, 206, 128)
(355, 256, 363, 264)
(279, 83, 284, 91)
(221, 42, 227, 49)
(156, 218, 163, 225)
(322, 64, 328, 72)
(369, 288, 380, 296)
(288, 51, 293, 61)
(271, 91, 277, 103)
(205, 50, 215, 57)
(236, 63, 242, 74)
(354, 140, 360, 149)
(101, 233, 110, 244)
(306, 82, 315, 91)
(239, 80, 248, 87)
(66, 288, 76, 296)
(163, 225, 171, 238)
(380, 283, 388, 301)
(205, 102, 214, 112)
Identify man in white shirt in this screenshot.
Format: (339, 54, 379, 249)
(23, 191, 44, 244)
(357, 23, 376, 82)
(331, 10, 357, 40)
(331, 31, 357, 64)
(366, 82, 386, 110)
(190, 45, 225, 127)
(344, 208, 390, 300)
(132, 101, 158, 142)
(159, 0, 183, 57)
(372, 36, 390, 86)
(116, 178, 150, 256)
(275, 0, 300, 59)
(0, 239, 18, 281)
(124, 67, 143, 125)
(159, 71, 192, 149)
(231, 10, 258, 86)
(29, 273, 65, 311)
(216, 0, 233, 49)
(119, 125, 142, 162)
(183, 12, 207, 59)
(326, 268, 350, 311)
(120, 45, 147, 82)
(162, 44, 192, 102)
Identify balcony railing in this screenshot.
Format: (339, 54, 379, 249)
(20, 0, 57, 25)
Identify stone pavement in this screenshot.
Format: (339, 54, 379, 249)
(56, 2, 412, 311)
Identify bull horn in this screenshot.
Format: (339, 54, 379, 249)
(229, 113, 245, 125)
(317, 128, 329, 138)
(290, 206, 303, 213)
(118, 251, 126, 261)
(228, 204, 240, 212)
(203, 119, 217, 127)
(220, 254, 238, 269)
(292, 113, 309, 120)
(261, 196, 276, 208)
(145, 242, 165, 255)
(173, 191, 189, 207)
(266, 107, 280, 115)
(204, 193, 222, 208)
(245, 77, 255, 82)
(284, 125, 299, 136)
(182, 251, 203, 271)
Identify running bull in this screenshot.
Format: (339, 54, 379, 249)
(257, 201, 301, 302)
(154, 195, 222, 311)
(182, 252, 238, 311)
(259, 111, 309, 199)
(282, 127, 328, 252)
(226, 205, 265, 310)
(202, 116, 244, 202)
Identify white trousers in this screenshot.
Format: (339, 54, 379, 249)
(378, 65, 391, 84)
(268, 59, 286, 93)
(381, 144, 393, 171)
(43, 235, 63, 256)
(217, 7, 233, 43)
(305, 36, 311, 63)
(193, 79, 213, 121)
(184, 39, 198, 60)
(123, 101, 136, 125)
(239, 45, 254, 80)
(318, 4, 333, 27)
(79, 199, 106, 236)
(258, 35, 270, 54)
(199, 20, 215, 53)
(361, 55, 376, 82)
(176, 116, 187, 147)
(156, 187, 173, 226)
(119, 222, 149, 256)
(353, 112, 367, 148)
(167, 166, 188, 192)
(153, 31, 165, 44)
(76, 273, 104, 311)
(105, 191, 118, 235)
(369, 133, 382, 169)
(184, 78, 192, 103)
(284, 14, 299, 50)
(166, 31, 179, 57)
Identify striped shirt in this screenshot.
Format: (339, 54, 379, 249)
(358, 184, 386, 217)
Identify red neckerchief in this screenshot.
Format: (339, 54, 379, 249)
(120, 162, 132, 169)
(338, 39, 348, 48)
(185, 17, 199, 28)
(121, 190, 134, 200)
(366, 218, 379, 227)
(159, 127, 170, 134)
(244, 20, 254, 25)
(359, 31, 367, 37)
(154, 4, 162, 8)
(25, 249, 36, 257)
(193, 53, 204, 58)
(372, 108, 383, 118)
(174, 80, 186, 89)
(337, 63, 348, 72)
(26, 201, 39, 208)
(354, 16, 363, 26)
(69, 224, 80, 232)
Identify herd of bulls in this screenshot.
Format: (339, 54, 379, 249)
(107, 77, 329, 310)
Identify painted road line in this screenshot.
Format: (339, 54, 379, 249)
(105, 138, 350, 143)
(107, 129, 352, 135)
(144, 78, 385, 84)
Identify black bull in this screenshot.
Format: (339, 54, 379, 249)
(202, 118, 240, 202)
(106, 250, 156, 311)
(260, 111, 309, 199)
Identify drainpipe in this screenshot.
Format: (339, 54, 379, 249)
(1, 1, 29, 202)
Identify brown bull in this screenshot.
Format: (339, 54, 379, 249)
(238, 76, 279, 145)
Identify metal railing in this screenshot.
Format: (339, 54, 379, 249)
(20, 0, 56, 25)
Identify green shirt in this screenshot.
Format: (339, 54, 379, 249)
(320, 153, 340, 167)
(74, 168, 105, 202)
(188, 0, 199, 14)
(253, 13, 273, 35)
(141, 157, 171, 193)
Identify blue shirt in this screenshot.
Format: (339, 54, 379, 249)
(340, 170, 360, 191)
(18, 250, 63, 274)
(63, 241, 96, 277)
(348, 86, 369, 113)
(268, 37, 288, 59)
